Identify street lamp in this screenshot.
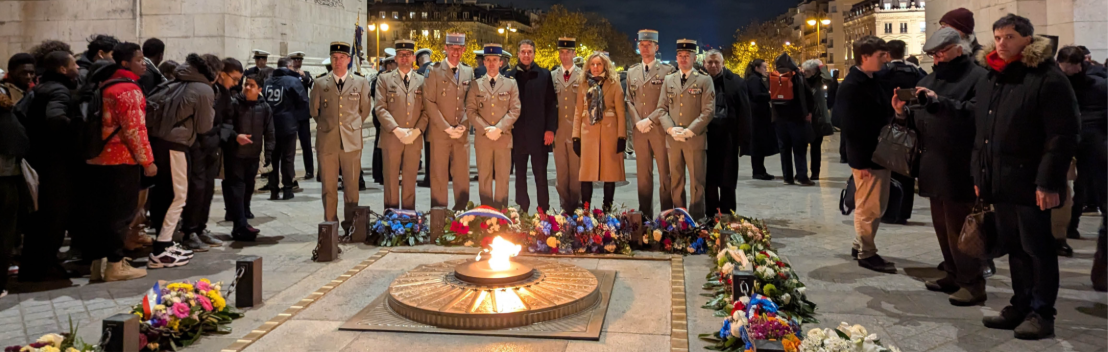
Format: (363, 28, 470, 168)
(368, 23, 389, 63)
(807, 17, 830, 59)
(498, 24, 516, 45)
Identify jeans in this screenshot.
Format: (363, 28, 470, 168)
(0, 176, 26, 291)
(775, 121, 811, 183)
(512, 148, 550, 213)
(20, 156, 72, 277)
(181, 140, 220, 234)
(994, 202, 1059, 318)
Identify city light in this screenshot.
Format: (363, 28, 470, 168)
(381, 23, 389, 31)
(807, 19, 817, 26)
(821, 19, 831, 25)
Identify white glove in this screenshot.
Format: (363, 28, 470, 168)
(635, 119, 654, 133)
(485, 127, 502, 141)
(667, 127, 686, 138)
(454, 126, 468, 139)
(673, 134, 688, 142)
(402, 129, 421, 145)
(680, 129, 696, 139)
(392, 128, 410, 140)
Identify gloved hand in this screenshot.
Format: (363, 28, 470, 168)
(573, 138, 581, 156)
(635, 119, 653, 133)
(680, 129, 696, 139)
(392, 127, 410, 140)
(454, 126, 468, 139)
(673, 135, 687, 142)
(485, 126, 502, 141)
(402, 129, 422, 145)
(617, 138, 626, 153)
(667, 127, 686, 138)
(445, 127, 458, 139)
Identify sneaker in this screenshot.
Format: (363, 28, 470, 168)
(168, 243, 195, 258)
(195, 230, 224, 247)
(857, 254, 897, 273)
(798, 180, 816, 186)
(1014, 312, 1054, 340)
(103, 260, 147, 281)
(181, 234, 210, 252)
(949, 287, 987, 306)
(148, 250, 190, 269)
(925, 276, 959, 293)
(90, 258, 106, 282)
(983, 306, 1026, 330)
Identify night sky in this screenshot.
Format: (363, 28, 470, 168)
(496, 0, 802, 60)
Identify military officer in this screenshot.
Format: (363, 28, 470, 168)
(415, 48, 434, 76)
(245, 49, 270, 77)
(423, 33, 474, 210)
(466, 44, 521, 208)
(655, 39, 715, 220)
(374, 40, 427, 210)
(552, 37, 583, 211)
(310, 41, 373, 233)
(626, 29, 676, 216)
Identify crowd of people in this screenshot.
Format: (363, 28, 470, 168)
(835, 9, 1107, 340)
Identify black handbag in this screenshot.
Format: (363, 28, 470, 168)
(871, 116, 918, 177)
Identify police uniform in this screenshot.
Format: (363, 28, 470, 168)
(423, 34, 475, 210)
(626, 29, 677, 216)
(374, 40, 427, 210)
(465, 44, 521, 208)
(656, 39, 715, 220)
(551, 37, 583, 211)
(288, 51, 316, 179)
(310, 42, 373, 230)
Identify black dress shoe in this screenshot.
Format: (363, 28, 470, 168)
(245, 210, 255, 219)
(259, 183, 275, 191)
(282, 189, 295, 200)
(858, 255, 897, 273)
(851, 248, 858, 260)
(752, 174, 775, 181)
(1056, 240, 1073, 257)
(224, 214, 234, 222)
(798, 180, 816, 186)
(270, 191, 280, 200)
(303, 172, 314, 181)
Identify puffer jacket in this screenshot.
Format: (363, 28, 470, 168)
(263, 68, 307, 136)
(227, 95, 275, 159)
(20, 71, 77, 162)
(160, 61, 215, 150)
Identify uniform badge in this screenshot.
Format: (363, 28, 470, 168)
(324, 88, 330, 92)
(651, 79, 663, 85)
(689, 88, 702, 95)
(497, 92, 509, 101)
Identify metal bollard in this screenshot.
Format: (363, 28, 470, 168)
(236, 256, 263, 308)
(315, 221, 340, 262)
(351, 206, 371, 243)
(102, 313, 140, 352)
(430, 207, 447, 244)
(753, 339, 787, 352)
(731, 269, 756, 303)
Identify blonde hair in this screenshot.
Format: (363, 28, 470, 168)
(577, 52, 619, 86)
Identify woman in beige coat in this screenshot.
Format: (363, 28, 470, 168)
(572, 52, 626, 211)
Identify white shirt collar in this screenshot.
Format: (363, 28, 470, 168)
(486, 71, 500, 81)
(445, 59, 459, 70)
(332, 70, 349, 83)
(680, 68, 694, 77)
(643, 59, 657, 71)
(561, 64, 575, 75)
(397, 68, 414, 80)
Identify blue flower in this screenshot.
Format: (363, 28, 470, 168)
(719, 319, 731, 340)
(576, 226, 585, 234)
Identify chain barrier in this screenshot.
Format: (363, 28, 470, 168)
(223, 266, 246, 302)
(96, 327, 111, 349)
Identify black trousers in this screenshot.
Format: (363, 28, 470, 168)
(223, 157, 260, 230)
(0, 176, 27, 291)
(930, 198, 984, 289)
(581, 182, 616, 210)
(512, 148, 550, 212)
(297, 119, 314, 176)
(21, 156, 72, 277)
(1070, 123, 1107, 234)
(270, 134, 297, 191)
(372, 116, 384, 184)
(839, 132, 848, 163)
(706, 130, 739, 214)
(750, 156, 768, 177)
(83, 165, 141, 262)
(810, 134, 825, 179)
(995, 202, 1059, 318)
(181, 140, 221, 234)
(890, 172, 915, 221)
(776, 121, 811, 183)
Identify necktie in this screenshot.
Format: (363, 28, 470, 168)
(452, 67, 458, 81)
(681, 74, 687, 86)
(490, 78, 496, 88)
(404, 75, 410, 89)
(645, 65, 650, 73)
(564, 71, 570, 82)
(336, 78, 344, 92)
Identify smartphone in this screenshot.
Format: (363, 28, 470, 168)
(896, 88, 917, 102)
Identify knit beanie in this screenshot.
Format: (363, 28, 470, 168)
(940, 8, 975, 35)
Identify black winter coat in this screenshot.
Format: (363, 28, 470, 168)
(709, 69, 752, 156)
(509, 63, 558, 153)
(20, 72, 77, 162)
(138, 58, 166, 96)
(879, 60, 926, 91)
(745, 72, 779, 157)
(1068, 68, 1107, 125)
(836, 66, 893, 170)
(263, 68, 308, 136)
(227, 97, 275, 159)
(913, 55, 987, 202)
(972, 36, 1081, 206)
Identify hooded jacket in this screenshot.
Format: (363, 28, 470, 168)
(20, 71, 78, 163)
(770, 53, 812, 123)
(161, 57, 215, 149)
(228, 95, 275, 159)
(263, 68, 308, 136)
(971, 36, 1081, 206)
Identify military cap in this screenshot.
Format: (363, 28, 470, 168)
(330, 41, 351, 56)
(395, 40, 416, 52)
(251, 49, 270, 59)
(502, 51, 512, 58)
(676, 39, 697, 52)
(558, 37, 576, 49)
(288, 51, 306, 59)
(445, 33, 466, 46)
(638, 29, 659, 42)
(381, 56, 395, 64)
(483, 43, 503, 56)
(321, 57, 331, 66)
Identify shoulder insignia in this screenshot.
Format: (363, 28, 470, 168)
(461, 63, 470, 67)
(630, 63, 642, 69)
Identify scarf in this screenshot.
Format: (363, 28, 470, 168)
(587, 72, 606, 125)
(986, 50, 1021, 72)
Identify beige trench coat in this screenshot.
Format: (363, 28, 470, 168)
(572, 78, 627, 182)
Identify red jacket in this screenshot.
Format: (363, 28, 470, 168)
(88, 69, 154, 166)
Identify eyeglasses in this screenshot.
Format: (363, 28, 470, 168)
(926, 44, 957, 58)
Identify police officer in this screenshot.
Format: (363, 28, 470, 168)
(245, 49, 274, 84)
(310, 41, 372, 233)
(552, 37, 583, 211)
(289, 51, 316, 180)
(656, 39, 715, 220)
(466, 44, 521, 208)
(423, 33, 474, 210)
(375, 40, 427, 210)
(626, 29, 676, 216)
(415, 48, 434, 76)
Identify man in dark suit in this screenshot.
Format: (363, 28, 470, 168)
(509, 39, 557, 212)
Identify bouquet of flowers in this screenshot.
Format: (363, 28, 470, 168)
(130, 279, 243, 351)
(438, 205, 523, 247)
(4, 319, 99, 352)
(748, 249, 817, 323)
(797, 322, 901, 352)
(369, 209, 428, 247)
(646, 208, 708, 254)
(699, 294, 801, 352)
(523, 208, 564, 254)
(708, 213, 773, 256)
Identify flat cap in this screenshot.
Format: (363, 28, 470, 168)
(922, 27, 962, 53)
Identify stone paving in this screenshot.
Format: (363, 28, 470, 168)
(0, 132, 1104, 351)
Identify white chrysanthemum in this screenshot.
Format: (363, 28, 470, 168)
(739, 296, 750, 306)
(781, 293, 792, 305)
(721, 262, 735, 276)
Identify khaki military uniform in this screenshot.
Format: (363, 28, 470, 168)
(464, 73, 521, 208)
(310, 72, 372, 228)
(374, 69, 427, 210)
(423, 60, 475, 210)
(551, 65, 583, 211)
(626, 60, 676, 215)
(655, 69, 715, 219)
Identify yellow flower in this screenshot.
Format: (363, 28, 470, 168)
(36, 333, 64, 348)
(207, 290, 227, 311)
(545, 237, 559, 248)
(167, 319, 180, 330)
(153, 304, 166, 312)
(66, 348, 82, 352)
(167, 283, 195, 292)
(40, 346, 60, 352)
(199, 278, 211, 284)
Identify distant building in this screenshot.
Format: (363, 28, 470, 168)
(368, 0, 537, 58)
(792, 0, 833, 66)
(842, 0, 926, 67)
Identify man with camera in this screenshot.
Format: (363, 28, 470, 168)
(893, 27, 988, 306)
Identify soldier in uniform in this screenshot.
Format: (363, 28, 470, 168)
(656, 39, 715, 219)
(423, 33, 474, 210)
(626, 29, 676, 216)
(289, 51, 317, 180)
(309, 41, 373, 233)
(552, 37, 583, 211)
(473, 50, 487, 79)
(466, 44, 521, 208)
(245, 49, 274, 85)
(375, 40, 427, 210)
(415, 48, 434, 76)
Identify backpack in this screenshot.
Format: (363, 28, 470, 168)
(769, 71, 795, 101)
(73, 77, 136, 160)
(144, 81, 192, 142)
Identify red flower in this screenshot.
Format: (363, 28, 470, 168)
(603, 232, 612, 241)
(499, 218, 508, 225)
(550, 222, 560, 232)
(592, 208, 603, 217)
(139, 333, 148, 348)
(776, 261, 786, 267)
(29, 342, 48, 348)
(480, 222, 489, 230)
(778, 272, 787, 279)
(450, 222, 468, 233)
(584, 201, 591, 210)
(591, 235, 602, 244)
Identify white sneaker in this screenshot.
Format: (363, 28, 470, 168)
(168, 243, 194, 259)
(148, 250, 191, 269)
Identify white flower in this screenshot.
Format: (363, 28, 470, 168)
(797, 287, 807, 296)
(861, 334, 883, 352)
(764, 250, 779, 259)
(739, 296, 750, 306)
(781, 293, 792, 305)
(36, 334, 64, 348)
(721, 262, 735, 276)
(757, 266, 776, 278)
(806, 327, 826, 341)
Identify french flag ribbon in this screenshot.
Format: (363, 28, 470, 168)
(141, 282, 162, 319)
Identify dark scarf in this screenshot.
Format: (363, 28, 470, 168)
(586, 72, 606, 125)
